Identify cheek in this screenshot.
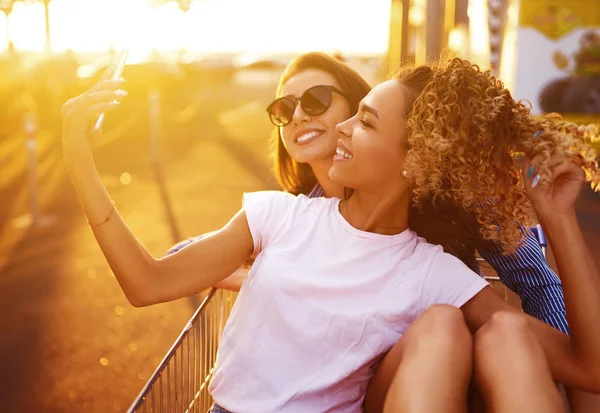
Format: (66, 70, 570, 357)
(359, 141, 406, 172)
(280, 127, 295, 148)
(322, 101, 352, 129)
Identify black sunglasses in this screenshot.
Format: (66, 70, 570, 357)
(266, 85, 346, 127)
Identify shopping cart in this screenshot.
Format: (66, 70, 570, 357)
(127, 225, 549, 413)
(127, 288, 237, 413)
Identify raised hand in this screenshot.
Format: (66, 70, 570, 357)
(61, 65, 126, 151)
(523, 153, 585, 222)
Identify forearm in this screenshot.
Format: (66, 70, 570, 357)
(64, 143, 157, 305)
(59, 77, 250, 307)
(566, 387, 600, 413)
(542, 212, 600, 374)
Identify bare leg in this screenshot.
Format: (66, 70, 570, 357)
(473, 311, 565, 413)
(365, 305, 472, 413)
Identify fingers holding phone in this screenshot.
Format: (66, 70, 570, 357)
(91, 49, 129, 134)
(61, 50, 129, 150)
(62, 83, 127, 148)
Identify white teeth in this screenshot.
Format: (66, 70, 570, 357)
(296, 131, 320, 143)
(336, 147, 353, 159)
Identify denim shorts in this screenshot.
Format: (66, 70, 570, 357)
(209, 404, 233, 413)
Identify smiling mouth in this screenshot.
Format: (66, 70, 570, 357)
(296, 130, 323, 144)
(335, 146, 353, 160)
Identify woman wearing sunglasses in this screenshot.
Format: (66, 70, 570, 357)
(61, 56, 600, 412)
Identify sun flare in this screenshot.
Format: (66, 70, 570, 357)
(1, 0, 391, 58)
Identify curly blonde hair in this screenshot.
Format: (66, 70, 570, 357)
(395, 58, 599, 252)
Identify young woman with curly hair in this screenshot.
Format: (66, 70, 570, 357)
(361, 59, 600, 413)
(62, 54, 599, 412)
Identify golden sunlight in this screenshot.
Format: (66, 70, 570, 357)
(1, 0, 391, 57)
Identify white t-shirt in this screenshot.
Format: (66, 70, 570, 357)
(209, 191, 489, 413)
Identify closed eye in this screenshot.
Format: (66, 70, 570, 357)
(359, 117, 372, 128)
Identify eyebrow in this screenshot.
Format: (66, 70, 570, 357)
(282, 84, 337, 100)
(361, 103, 379, 120)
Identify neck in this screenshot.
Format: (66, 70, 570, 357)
(310, 159, 345, 199)
(342, 186, 411, 235)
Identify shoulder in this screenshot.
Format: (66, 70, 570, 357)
(243, 190, 296, 206)
(243, 191, 335, 218)
(410, 236, 474, 275)
(411, 236, 445, 263)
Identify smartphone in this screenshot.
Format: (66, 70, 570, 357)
(92, 49, 129, 133)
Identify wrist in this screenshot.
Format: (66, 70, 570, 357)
(538, 210, 578, 233)
(63, 139, 93, 162)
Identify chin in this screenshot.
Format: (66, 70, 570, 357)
(285, 138, 336, 164)
(328, 164, 354, 188)
(293, 149, 336, 165)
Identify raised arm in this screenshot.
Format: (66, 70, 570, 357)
(462, 155, 600, 393)
(165, 234, 249, 292)
(61, 71, 254, 307)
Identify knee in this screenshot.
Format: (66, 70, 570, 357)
(475, 311, 529, 346)
(410, 305, 471, 352)
(474, 311, 536, 360)
(420, 305, 468, 332)
(473, 312, 553, 390)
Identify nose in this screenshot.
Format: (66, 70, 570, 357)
(291, 101, 310, 125)
(335, 117, 352, 138)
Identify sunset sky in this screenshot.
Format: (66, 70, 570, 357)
(0, 0, 392, 56)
